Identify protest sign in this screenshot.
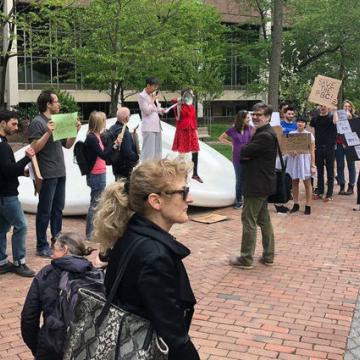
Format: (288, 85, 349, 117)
(337, 110, 348, 122)
(308, 75, 342, 107)
(29, 154, 43, 195)
(281, 132, 312, 154)
(337, 120, 351, 134)
(51, 112, 78, 141)
(342, 117, 360, 161)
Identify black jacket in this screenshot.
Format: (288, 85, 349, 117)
(106, 122, 139, 177)
(0, 135, 30, 196)
(84, 132, 113, 171)
(240, 123, 277, 197)
(104, 214, 200, 360)
(21, 256, 95, 360)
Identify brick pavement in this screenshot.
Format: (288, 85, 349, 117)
(1, 185, 360, 359)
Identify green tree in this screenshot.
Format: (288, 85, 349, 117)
(47, 0, 226, 116)
(280, 0, 360, 109)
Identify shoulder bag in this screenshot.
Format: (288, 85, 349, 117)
(268, 139, 292, 204)
(63, 238, 169, 360)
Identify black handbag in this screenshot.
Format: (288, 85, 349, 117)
(268, 140, 292, 204)
(63, 237, 169, 360)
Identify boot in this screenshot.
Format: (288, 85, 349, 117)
(338, 184, 346, 195)
(290, 203, 300, 213)
(304, 205, 311, 215)
(344, 184, 354, 195)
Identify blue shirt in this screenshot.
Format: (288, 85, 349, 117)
(280, 120, 297, 136)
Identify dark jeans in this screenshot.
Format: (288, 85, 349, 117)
(240, 196, 275, 266)
(233, 163, 243, 203)
(316, 146, 335, 197)
(36, 176, 66, 251)
(335, 144, 356, 185)
(86, 173, 106, 240)
(0, 196, 27, 265)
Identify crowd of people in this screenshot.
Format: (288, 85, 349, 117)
(0, 75, 359, 358)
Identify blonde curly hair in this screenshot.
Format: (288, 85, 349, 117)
(92, 157, 192, 251)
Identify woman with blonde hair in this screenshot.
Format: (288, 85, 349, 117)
(92, 158, 200, 360)
(84, 111, 117, 240)
(336, 100, 356, 195)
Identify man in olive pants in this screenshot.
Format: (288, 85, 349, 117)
(230, 103, 277, 269)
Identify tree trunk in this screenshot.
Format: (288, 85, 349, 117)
(109, 81, 121, 117)
(0, 60, 7, 109)
(267, 0, 283, 110)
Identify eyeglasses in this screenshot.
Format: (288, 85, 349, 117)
(164, 186, 190, 201)
(252, 112, 265, 117)
(144, 186, 190, 201)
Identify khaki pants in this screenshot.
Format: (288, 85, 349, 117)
(240, 196, 274, 265)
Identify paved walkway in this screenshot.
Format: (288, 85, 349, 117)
(0, 186, 360, 359)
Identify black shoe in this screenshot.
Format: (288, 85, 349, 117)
(275, 205, 289, 213)
(304, 205, 311, 215)
(233, 201, 243, 209)
(344, 184, 354, 195)
(0, 261, 15, 274)
(14, 264, 35, 278)
(229, 256, 254, 269)
(259, 257, 274, 266)
(290, 204, 300, 213)
(338, 184, 346, 195)
(36, 248, 52, 258)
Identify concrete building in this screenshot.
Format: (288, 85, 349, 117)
(3, 0, 265, 120)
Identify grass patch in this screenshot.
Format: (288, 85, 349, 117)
(209, 143, 232, 161)
(206, 123, 232, 141)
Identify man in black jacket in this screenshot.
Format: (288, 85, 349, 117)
(230, 103, 277, 269)
(0, 110, 36, 277)
(107, 107, 139, 180)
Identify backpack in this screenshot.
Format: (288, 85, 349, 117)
(73, 141, 91, 175)
(42, 268, 105, 358)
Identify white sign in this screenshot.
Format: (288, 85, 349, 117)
(345, 132, 360, 147)
(337, 110, 348, 122)
(271, 112, 281, 127)
(336, 120, 352, 134)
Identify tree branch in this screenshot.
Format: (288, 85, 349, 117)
(295, 45, 341, 72)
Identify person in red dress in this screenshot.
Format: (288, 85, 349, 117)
(172, 89, 203, 183)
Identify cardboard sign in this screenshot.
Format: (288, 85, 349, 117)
(281, 132, 312, 154)
(308, 75, 342, 107)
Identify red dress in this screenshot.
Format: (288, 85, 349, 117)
(172, 101, 200, 153)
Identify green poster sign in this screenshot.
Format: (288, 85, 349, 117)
(51, 112, 78, 141)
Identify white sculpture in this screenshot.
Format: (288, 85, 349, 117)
(15, 115, 235, 215)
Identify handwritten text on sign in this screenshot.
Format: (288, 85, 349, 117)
(308, 75, 342, 108)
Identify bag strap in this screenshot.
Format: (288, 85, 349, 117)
(275, 137, 286, 171)
(95, 237, 146, 327)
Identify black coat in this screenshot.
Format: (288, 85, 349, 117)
(104, 214, 200, 360)
(240, 123, 277, 197)
(106, 121, 139, 177)
(0, 135, 30, 196)
(21, 256, 94, 360)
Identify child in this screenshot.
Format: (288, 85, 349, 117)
(286, 116, 316, 215)
(218, 110, 253, 209)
